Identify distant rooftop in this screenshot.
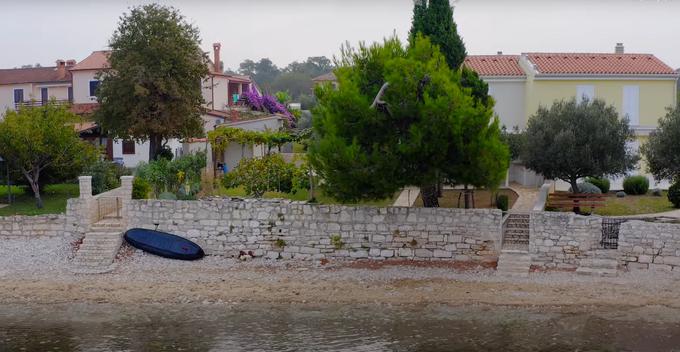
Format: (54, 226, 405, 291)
(0, 66, 72, 85)
(312, 72, 336, 82)
(70, 51, 111, 71)
(525, 53, 677, 76)
(464, 55, 525, 77)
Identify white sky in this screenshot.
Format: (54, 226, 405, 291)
(1, 0, 679, 70)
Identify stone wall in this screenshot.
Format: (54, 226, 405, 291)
(0, 214, 66, 238)
(619, 220, 680, 272)
(126, 198, 503, 261)
(529, 212, 602, 270)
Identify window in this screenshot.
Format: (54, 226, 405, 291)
(41, 88, 48, 104)
(623, 85, 640, 125)
(576, 85, 594, 103)
(13, 89, 23, 104)
(89, 80, 100, 97)
(122, 140, 136, 155)
(67, 87, 73, 102)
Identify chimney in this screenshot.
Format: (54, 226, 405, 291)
(497, 51, 503, 55)
(213, 43, 222, 73)
(66, 59, 76, 68)
(615, 43, 624, 54)
(56, 60, 66, 78)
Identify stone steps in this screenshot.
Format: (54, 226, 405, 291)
(496, 249, 531, 277)
(502, 213, 530, 251)
(72, 220, 124, 274)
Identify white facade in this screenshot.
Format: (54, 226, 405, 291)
(0, 82, 71, 117)
(486, 79, 527, 130)
(71, 70, 98, 104)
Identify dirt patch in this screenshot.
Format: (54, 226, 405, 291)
(338, 259, 497, 270)
(414, 189, 518, 209)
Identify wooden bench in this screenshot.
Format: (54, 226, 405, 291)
(547, 193, 606, 211)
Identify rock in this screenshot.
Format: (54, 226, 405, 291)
(616, 191, 626, 198)
(652, 188, 663, 197)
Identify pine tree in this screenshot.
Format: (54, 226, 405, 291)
(409, 0, 466, 70)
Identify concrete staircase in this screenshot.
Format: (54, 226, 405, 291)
(72, 218, 124, 274)
(576, 252, 619, 277)
(496, 213, 531, 277)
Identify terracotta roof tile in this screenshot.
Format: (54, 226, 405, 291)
(0, 66, 71, 85)
(71, 51, 111, 71)
(464, 55, 525, 77)
(525, 53, 677, 75)
(70, 103, 99, 115)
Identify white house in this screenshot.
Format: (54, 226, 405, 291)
(0, 60, 75, 116)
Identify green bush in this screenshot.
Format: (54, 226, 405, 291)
(136, 152, 206, 197)
(623, 175, 649, 195)
(85, 160, 130, 195)
(585, 177, 610, 193)
(132, 177, 151, 199)
(668, 181, 680, 208)
(496, 194, 509, 211)
(158, 192, 177, 200)
(569, 182, 602, 194)
(223, 154, 296, 197)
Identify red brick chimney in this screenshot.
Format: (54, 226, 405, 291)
(213, 43, 221, 73)
(56, 60, 66, 78)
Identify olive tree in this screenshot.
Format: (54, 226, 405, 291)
(641, 104, 680, 182)
(523, 98, 637, 193)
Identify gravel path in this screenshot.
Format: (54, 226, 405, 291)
(2, 236, 680, 309)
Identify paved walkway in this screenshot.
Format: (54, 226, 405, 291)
(615, 208, 680, 219)
(509, 183, 540, 212)
(393, 187, 420, 207)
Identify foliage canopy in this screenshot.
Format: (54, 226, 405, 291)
(641, 104, 680, 183)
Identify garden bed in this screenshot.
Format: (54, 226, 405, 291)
(413, 188, 518, 209)
(214, 186, 397, 207)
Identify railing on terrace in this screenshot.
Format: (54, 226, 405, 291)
(15, 99, 72, 109)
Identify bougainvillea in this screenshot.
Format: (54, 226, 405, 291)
(240, 87, 295, 127)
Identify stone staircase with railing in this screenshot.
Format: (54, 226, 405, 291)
(71, 216, 125, 274)
(496, 213, 531, 277)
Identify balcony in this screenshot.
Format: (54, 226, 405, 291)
(14, 99, 72, 109)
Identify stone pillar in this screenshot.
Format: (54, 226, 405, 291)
(120, 176, 134, 200)
(78, 176, 92, 199)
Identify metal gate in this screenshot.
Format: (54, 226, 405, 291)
(601, 218, 627, 249)
(96, 197, 122, 221)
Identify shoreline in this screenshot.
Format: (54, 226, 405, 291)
(3, 237, 680, 310)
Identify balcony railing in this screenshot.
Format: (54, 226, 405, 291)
(14, 99, 72, 109)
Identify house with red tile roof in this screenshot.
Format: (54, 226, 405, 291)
(0, 60, 75, 113)
(465, 43, 679, 189)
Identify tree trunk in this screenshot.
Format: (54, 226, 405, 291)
(463, 185, 473, 209)
(420, 184, 439, 208)
(148, 134, 163, 161)
(24, 169, 43, 209)
(570, 178, 581, 214)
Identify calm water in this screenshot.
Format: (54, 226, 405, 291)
(1, 303, 680, 351)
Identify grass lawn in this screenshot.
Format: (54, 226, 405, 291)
(592, 192, 676, 216)
(214, 186, 397, 207)
(0, 183, 79, 216)
(413, 188, 518, 209)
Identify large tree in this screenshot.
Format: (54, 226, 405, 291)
(0, 102, 97, 208)
(641, 104, 680, 183)
(309, 36, 508, 207)
(523, 98, 637, 193)
(409, 0, 489, 108)
(95, 4, 209, 161)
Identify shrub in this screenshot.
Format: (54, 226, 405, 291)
(158, 192, 177, 200)
(132, 177, 151, 199)
(136, 152, 206, 197)
(668, 182, 680, 208)
(623, 175, 649, 195)
(569, 182, 602, 194)
(585, 177, 610, 193)
(85, 160, 130, 195)
(496, 194, 509, 211)
(223, 154, 296, 197)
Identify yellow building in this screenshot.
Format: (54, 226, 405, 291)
(466, 44, 679, 189)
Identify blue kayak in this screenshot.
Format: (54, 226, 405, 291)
(124, 228, 205, 260)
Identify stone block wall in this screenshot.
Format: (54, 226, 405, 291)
(619, 220, 680, 272)
(126, 198, 503, 261)
(529, 212, 602, 270)
(0, 214, 66, 238)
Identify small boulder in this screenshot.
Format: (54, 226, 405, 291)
(616, 191, 626, 198)
(652, 188, 663, 197)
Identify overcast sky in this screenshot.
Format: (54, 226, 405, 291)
(2, 0, 679, 70)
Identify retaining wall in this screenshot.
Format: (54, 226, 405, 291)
(0, 214, 67, 238)
(126, 198, 503, 261)
(619, 220, 680, 272)
(529, 212, 602, 270)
